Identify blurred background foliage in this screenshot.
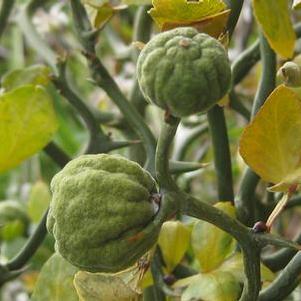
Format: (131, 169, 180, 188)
(1, 0, 301, 300)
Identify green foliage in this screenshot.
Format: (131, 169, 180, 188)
(0, 85, 58, 173)
(47, 154, 160, 272)
(0, 0, 301, 300)
(31, 253, 79, 301)
(137, 27, 231, 117)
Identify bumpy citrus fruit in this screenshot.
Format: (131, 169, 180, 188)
(47, 154, 160, 272)
(137, 27, 231, 117)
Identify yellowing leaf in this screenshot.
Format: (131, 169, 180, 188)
(84, 1, 127, 29)
(1, 65, 51, 92)
(74, 267, 144, 301)
(253, 0, 296, 58)
(158, 221, 191, 273)
(0, 85, 58, 173)
(239, 85, 301, 190)
(175, 271, 241, 301)
(149, 0, 229, 38)
(31, 253, 78, 301)
(191, 202, 236, 272)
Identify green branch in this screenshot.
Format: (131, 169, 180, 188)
(225, 0, 245, 38)
(259, 252, 301, 301)
(70, 0, 157, 174)
(229, 90, 251, 121)
(127, 5, 152, 165)
(175, 123, 208, 161)
(262, 230, 301, 272)
(0, 0, 15, 39)
(44, 142, 71, 168)
(231, 40, 260, 86)
(5, 210, 49, 271)
(207, 105, 234, 202)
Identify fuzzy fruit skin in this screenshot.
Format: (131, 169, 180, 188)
(47, 154, 159, 273)
(137, 27, 232, 117)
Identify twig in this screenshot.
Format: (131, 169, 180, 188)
(0, 0, 15, 39)
(207, 105, 234, 202)
(43, 142, 71, 168)
(259, 252, 301, 301)
(5, 210, 49, 271)
(70, 0, 157, 175)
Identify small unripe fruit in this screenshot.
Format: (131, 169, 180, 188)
(137, 27, 232, 117)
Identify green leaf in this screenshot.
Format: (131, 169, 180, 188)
(158, 221, 191, 273)
(0, 85, 58, 173)
(191, 202, 236, 272)
(31, 253, 78, 301)
(2, 65, 51, 92)
(253, 0, 296, 58)
(74, 267, 143, 301)
(174, 271, 241, 301)
(27, 181, 51, 223)
(218, 253, 274, 284)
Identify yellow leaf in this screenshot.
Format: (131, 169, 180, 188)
(84, 2, 127, 29)
(74, 265, 145, 301)
(0, 85, 58, 173)
(149, 0, 229, 38)
(158, 221, 191, 273)
(239, 85, 301, 190)
(253, 0, 296, 58)
(191, 202, 236, 272)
